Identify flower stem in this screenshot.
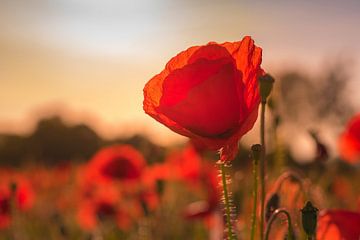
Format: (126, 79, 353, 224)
(250, 160, 258, 240)
(250, 145, 261, 240)
(260, 101, 266, 240)
(265, 209, 294, 240)
(218, 161, 236, 240)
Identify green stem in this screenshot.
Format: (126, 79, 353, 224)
(265, 209, 294, 240)
(250, 147, 259, 240)
(260, 101, 266, 240)
(219, 162, 235, 240)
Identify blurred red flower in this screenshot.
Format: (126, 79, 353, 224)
(166, 144, 203, 184)
(143, 36, 263, 161)
(77, 145, 160, 229)
(182, 162, 220, 220)
(0, 175, 35, 229)
(76, 186, 131, 231)
(86, 145, 146, 183)
(170, 145, 221, 220)
(0, 194, 10, 229)
(317, 210, 360, 240)
(339, 114, 360, 164)
(143, 163, 171, 184)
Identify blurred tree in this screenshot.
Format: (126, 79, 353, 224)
(0, 134, 27, 166)
(273, 60, 356, 162)
(277, 61, 354, 127)
(0, 116, 166, 166)
(26, 116, 101, 165)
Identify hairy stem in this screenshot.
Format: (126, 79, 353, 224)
(250, 146, 260, 240)
(218, 162, 236, 240)
(260, 101, 266, 240)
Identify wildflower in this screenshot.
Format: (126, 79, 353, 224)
(143, 36, 263, 161)
(338, 114, 360, 164)
(317, 210, 360, 240)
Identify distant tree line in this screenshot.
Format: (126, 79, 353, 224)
(0, 116, 165, 166)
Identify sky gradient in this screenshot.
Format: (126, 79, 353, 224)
(1, 0, 360, 147)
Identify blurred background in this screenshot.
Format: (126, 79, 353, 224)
(1, 0, 360, 159)
(1, 1, 360, 239)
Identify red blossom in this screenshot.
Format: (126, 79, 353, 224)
(77, 199, 131, 231)
(142, 163, 171, 187)
(76, 182, 133, 231)
(0, 175, 35, 229)
(180, 149, 221, 220)
(338, 114, 360, 164)
(85, 145, 146, 183)
(143, 36, 264, 161)
(76, 145, 158, 230)
(165, 144, 203, 184)
(0, 195, 10, 229)
(317, 210, 360, 240)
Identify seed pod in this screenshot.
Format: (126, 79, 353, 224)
(259, 74, 275, 103)
(251, 144, 262, 163)
(301, 201, 319, 236)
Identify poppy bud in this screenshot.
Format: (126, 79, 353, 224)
(251, 144, 262, 163)
(301, 201, 319, 237)
(259, 74, 275, 103)
(265, 193, 280, 222)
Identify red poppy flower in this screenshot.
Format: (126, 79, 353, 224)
(0, 194, 11, 229)
(86, 145, 146, 183)
(142, 163, 171, 188)
(339, 114, 360, 164)
(77, 197, 131, 231)
(166, 144, 202, 183)
(143, 36, 263, 161)
(0, 176, 35, 229)
(183, 161, 221, 220)
(317, 210, 360, 240)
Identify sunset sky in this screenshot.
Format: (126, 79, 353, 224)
(1, 0, 360, 148)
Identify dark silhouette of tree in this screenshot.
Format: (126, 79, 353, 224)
(0, 134, 27, 166)
(26, 116, 101, 165)
(0, 116, 166, 166)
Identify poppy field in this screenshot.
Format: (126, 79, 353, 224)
(1, 33, 360, 240)
(2, 1, 360, 239)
